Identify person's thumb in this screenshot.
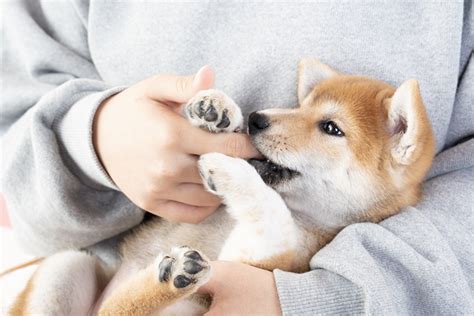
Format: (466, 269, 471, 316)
(197, 280, 214, 295)
(192, 65, 215, 93)
(145, 65, 215, 104)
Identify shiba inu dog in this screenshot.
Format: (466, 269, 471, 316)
(9, 59, 435, 315)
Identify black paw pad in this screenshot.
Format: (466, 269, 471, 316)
(184, 250, 203, 261)
(206, 176, 216, 191)
(216, 109, 230, 128)
(204, 103, 218, 122)
(197, 100, 206, 116)
(174, 275, 193, 288)
(183, 260, 204, 274)
(158, 256, 174, 282)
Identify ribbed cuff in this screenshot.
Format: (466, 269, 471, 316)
(274, 269, 365, 315)
(56, 86, 127, 190)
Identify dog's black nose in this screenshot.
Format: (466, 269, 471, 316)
(248, 112, 270, 135)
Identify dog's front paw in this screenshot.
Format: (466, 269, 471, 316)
(157, 246, 210, 291)
(198, 153, 263, 200)
(185, 89, 243, 133)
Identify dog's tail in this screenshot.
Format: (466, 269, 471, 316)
(0, 257, 44, 278)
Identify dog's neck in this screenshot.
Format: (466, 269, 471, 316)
(279, 171, 384, 230)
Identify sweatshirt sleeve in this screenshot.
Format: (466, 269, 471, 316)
(275, 156, 474, 315)
(1, 0, 144, 255)
(274, 21, 474, 316)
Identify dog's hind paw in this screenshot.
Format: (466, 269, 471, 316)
(156, 246, 210, 291)
(184, 89, 243, 133)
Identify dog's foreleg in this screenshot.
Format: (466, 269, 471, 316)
(198, 153, 305, 272)
(9, 250, 107, 316)
(98, 246, 210, 316)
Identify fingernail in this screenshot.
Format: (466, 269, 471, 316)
(194, 65, 207, 82)
(194, 65, 214, 89)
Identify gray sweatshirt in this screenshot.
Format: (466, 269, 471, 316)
(2, 0, 473, 314)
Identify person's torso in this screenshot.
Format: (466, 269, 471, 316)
(88, 1, 464, 151)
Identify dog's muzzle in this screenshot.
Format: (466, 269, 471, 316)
(248, 158, 299, 186)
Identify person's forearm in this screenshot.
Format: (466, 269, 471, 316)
(274, 269, 365, 315)
(1, 79, 145, 254)
(56, 85, 127, 190)
(1, 1, 144, 254)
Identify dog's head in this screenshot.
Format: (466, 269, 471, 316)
(249, 59, 435, 228)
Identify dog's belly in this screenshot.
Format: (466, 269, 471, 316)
(92, 208, 234, 314)
(120, 207, 236, 269)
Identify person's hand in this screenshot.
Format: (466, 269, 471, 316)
(93, 66, 260, 223)
(198, 261, 282, 316)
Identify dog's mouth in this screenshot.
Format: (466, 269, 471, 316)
(248, 156, 300, 186)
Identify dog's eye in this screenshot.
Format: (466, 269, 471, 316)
(320, 121, 344, 137)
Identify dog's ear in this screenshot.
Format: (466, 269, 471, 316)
(386, 79, 433, 165)
(297, 58, 339, 104)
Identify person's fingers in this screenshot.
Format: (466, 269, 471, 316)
(194, 65, 215, 91)
(144, 65, 215, 104)
(173, 155, 204, 184)
(151, 200, 218, 224)
(156, 153, 204, 185)
(203, 304, 221, 316)
(162, 183, 221, 207)
(197, 261, 222, 295)
(181, 126, 262, 159)
(141, 91, 260, 159)
(197, 279, 215, 295)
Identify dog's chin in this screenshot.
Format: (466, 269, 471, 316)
(248, 157, 300, 187)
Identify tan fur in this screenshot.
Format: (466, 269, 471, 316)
(16, 59, 435, 315)
(10, 251, 109, 316)
(244, 250, 311, 273)
(99, 266, 183, 315)
(243, 251, 298, 271)
(9, 271, 35, 316)
(0, 257, 43, 278)
(258, 67, 434, 225)
(4, 259, 43, 316)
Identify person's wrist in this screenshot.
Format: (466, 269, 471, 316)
(55, 86, 126, 190)
(269, 271, 283, 316)
(92, 90, 128, 183)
